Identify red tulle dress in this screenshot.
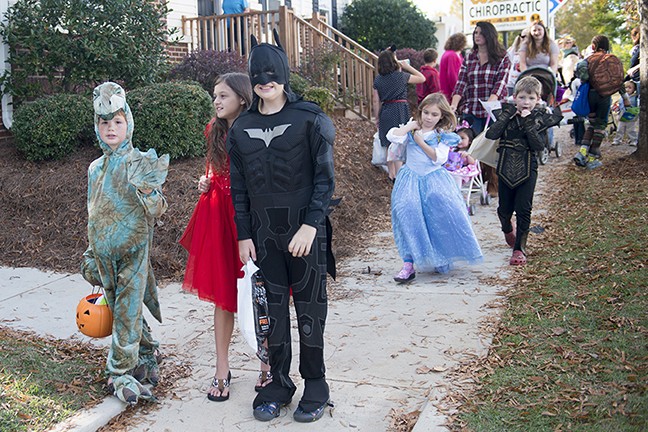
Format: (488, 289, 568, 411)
(179, 163, 243, 312)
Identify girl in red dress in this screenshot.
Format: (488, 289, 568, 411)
(180, 73, 271, 402)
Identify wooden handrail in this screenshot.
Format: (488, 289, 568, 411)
(286, 11, 376, 119)
(288, 13, 375, 68)
(181, 6, 376, 119)
(305, 14, 377, 65)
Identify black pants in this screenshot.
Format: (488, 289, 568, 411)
(585, 89, 611, 156)
(253, 224, 329, 410)
(497, 168, 538, 252)
(572, 117, 585, 146)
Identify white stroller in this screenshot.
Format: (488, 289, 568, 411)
(444, 152, 490, 215)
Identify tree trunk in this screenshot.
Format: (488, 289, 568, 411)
(636, 0, 648, 159)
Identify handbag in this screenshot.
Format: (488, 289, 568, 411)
(572, 81, 591, 117)
(467, 130, 499, 168)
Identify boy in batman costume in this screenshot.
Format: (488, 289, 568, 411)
(227, 30, 336, 422)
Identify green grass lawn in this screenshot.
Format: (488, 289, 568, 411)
(0, 327, 106, 432)
(456, 155, 648, 431)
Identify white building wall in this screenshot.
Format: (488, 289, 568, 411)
(0, 0, 15, 128)
(168, 0, 199, 43)
(268, 0, 339, 21)
(435, 14, 464, 51)
(168, 0, 352, 43)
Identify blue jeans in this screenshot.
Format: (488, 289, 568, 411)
(463, 114, 487, 135)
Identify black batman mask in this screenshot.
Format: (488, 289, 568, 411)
(248, 30, 291, 89)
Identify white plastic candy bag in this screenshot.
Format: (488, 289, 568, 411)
(237, 259, 259, 352)
(371, 132, 387, 166)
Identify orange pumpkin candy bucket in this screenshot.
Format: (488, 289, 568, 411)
(76, 292, 113, 338)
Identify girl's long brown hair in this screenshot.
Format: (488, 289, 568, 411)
(206, 73, 252, 174)
(526, 21, 551, 60)
(472, 21, 507, 66)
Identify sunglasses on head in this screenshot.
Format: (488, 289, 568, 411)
(520, 34, 526, 38)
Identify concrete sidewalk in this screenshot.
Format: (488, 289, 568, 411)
(0, 199, 509, 431)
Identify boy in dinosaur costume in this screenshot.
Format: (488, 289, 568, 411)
(81, 82, 169, 404)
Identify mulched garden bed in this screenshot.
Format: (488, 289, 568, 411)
(0, 116, 392, 281)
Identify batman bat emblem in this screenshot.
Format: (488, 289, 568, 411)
(244, 124, 292, 147)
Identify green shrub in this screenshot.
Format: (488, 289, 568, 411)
(0, 0, 173, 100)
(12, 93, 94, 161)
(290, 73, 310, 97)
(298, 42, 343, 90)
(303, 87, 335, 115)
(128, 82, 214, 160)
(339, 0, 437, 52)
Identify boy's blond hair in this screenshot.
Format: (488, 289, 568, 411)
(514, 76, 542, 97)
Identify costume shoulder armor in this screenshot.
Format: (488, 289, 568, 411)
(315, 110, 335, 145)
(288, 99, 324, 115)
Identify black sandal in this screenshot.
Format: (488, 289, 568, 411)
(207, 371, 231, 402)
(255, 371, 273, 392)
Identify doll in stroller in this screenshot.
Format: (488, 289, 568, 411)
(443, 125, 490, 215)
(516, 67, 562, 164)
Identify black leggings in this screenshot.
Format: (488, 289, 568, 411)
(253, 225, 329, 408)
(497, 168, 538, 251)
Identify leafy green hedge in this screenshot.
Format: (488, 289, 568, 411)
(12, 93, 94, 161)
(303, 87, 335, 115)
(128, 82, 214, 160)
(290, 73, 335, 115)
(0, 0, 172, 100)
(290, 73, 310, 97)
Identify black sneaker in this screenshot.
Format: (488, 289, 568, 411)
(253, 400, 291, 421)
(293, 400, 333, 423)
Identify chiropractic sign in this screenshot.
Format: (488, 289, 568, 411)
(463, 0, 549, 32)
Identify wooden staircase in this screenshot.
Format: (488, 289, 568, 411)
(181, 6, 377, 120)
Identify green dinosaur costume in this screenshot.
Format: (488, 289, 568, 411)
(81, 82, 169, 404)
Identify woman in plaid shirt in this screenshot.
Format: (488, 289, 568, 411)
(450, 21, 510, 135)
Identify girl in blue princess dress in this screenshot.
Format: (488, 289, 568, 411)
(388, 93, 483, 282)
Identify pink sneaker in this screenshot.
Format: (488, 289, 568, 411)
(509, 250, 527, 266)
(504, 230, 516, 248)
(394, 262, 415, 283)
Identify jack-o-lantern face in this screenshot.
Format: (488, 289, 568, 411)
(76, 293, 113, 338)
